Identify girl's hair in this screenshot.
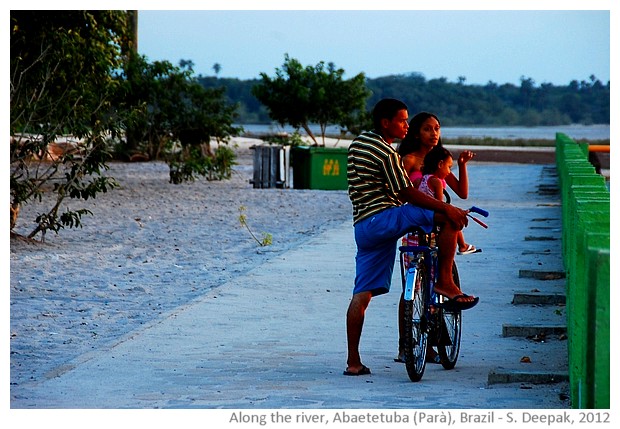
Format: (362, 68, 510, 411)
(397, 112, 441, 156)
(422, 145, 453, 175)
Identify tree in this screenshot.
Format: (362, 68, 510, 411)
(10, 10, 131, 240)
(252, 54, 370, 145)
(10, 11, 243, 241)
(519, 76, 536, 109)
(213, 62, 221, 77)
(118, 55, 242, 183)
(179, 59, 195, 71)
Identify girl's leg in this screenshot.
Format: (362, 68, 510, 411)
(457, 231, 466, 250)
(457, 231, 477, 254)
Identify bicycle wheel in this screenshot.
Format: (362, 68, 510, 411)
(403, 257, 428, 382)
(437, 262, 462, 369)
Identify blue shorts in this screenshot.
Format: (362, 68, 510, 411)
(353, 205, 434, 296)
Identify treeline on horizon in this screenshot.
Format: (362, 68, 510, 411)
(198, 73, 610, 127)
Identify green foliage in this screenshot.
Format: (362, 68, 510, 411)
(238, 206, 272, 246)
(199, 76, 271, 123)
(10, 10, 129, 240)
(118, 55, 242, 182)
(10, 11, 245, 241)
(252, 54, 370, 145)
(35, 208, 93, 236)
(168, 144, 236, 184)
(365, 73, 609, 126)
(200, 72, 609, 127)
(264, 130, 305, 147)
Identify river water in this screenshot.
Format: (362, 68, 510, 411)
(239, 123, 610, 141)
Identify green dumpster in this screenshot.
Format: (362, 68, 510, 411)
(291, 146, 348, 190)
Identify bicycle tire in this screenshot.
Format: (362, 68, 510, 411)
(403, 256, 428, 382)
(437, 262, 462, 369)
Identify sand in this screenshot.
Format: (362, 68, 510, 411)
(9, 137, 352, 392)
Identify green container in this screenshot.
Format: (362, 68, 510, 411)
(291, 146, 349, 190)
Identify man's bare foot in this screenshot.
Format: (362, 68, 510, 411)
(434, 283, 476, 303)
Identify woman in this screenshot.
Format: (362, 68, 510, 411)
(398, 112, 478, 254)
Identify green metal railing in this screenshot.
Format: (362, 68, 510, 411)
(556, 133, 610, 409)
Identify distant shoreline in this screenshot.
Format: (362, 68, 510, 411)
(238, 123, 610, 142)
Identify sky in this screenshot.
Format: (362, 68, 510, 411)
(137, 5, 612, 87)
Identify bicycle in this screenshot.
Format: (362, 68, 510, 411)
(398, 206, 489, 382)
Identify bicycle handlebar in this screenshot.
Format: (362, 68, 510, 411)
(469, 206, 489, 217)
(467, 206, 489, 228)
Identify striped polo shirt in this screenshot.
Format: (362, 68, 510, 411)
(347, 131, 413, 224)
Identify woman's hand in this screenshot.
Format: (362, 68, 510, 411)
(458, 150, 475, 166)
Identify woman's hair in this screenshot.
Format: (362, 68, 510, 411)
(371, 98, 408, 130)
(397, 112, 441, 156)
(422, 145, 453, 175)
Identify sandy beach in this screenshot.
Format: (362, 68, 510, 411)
(9, 137, 353, 394)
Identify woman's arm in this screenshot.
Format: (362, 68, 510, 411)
(445, 150, 474, 199)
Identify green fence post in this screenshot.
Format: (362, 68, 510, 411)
(567, 205, 609, 408)
(585, 234, 610, 409)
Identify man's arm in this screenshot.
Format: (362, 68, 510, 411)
(398, 186, 468, 230)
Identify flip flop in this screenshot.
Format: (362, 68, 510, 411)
(457, 244, 481, 255)
(437, 294, 479, 311)
(343, 365, 371, 376)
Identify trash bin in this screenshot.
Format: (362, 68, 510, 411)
(250, 145, 290, 188)
(291, 146, 348, 190)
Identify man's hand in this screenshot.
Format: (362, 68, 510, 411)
(443, 204, 469, 230)
(399, 186, 469, 230)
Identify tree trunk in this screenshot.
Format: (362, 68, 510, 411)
(10, 202, 20, 230)
(301, 123, 319, 146)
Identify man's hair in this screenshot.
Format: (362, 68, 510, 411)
(372, 98, 408, 130)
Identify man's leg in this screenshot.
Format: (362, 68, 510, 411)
(434, 218, 476, 303)
(345, 291, 372, 373)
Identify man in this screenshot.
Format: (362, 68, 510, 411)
(344, 98, 478, 376)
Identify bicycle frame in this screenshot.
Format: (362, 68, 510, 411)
(398, 206, 488, 381)
(400, 205, 489, 302)
(399, 230, 437, 305)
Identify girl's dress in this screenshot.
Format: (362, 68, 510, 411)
(402, 173, 446, 266)
(417, 174, 447, 198)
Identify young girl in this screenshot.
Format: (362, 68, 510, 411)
(419, 146, 455, 201)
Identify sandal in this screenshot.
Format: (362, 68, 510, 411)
(457, 244, 480, 255)
(343, 365, 371, 376)
(437, 294, 479, 311)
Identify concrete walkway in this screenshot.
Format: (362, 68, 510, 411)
(10, 163, 569, 413)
